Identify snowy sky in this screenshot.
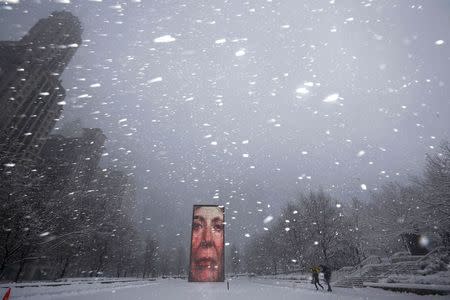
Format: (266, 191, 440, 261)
(1, 0, 449, 247)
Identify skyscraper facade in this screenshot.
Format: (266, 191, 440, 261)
(40, 128, 107, 189)
(0, 11, 82, 165)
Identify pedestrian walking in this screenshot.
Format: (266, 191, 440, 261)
(311, 266, 324, 291)
(320, 264, 332, 292)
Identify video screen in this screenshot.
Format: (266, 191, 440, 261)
(188, 205, 225, 282)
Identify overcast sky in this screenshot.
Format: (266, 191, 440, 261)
(1, 0, 449, 248)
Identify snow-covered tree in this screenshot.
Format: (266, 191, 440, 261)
(419, 142, 450, 246)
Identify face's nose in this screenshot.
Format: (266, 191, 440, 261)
(200, 225, 213, 248)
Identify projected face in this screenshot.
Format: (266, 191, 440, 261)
(189, 205, 224, 282)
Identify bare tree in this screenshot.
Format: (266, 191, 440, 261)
(419, 142, 450, 245)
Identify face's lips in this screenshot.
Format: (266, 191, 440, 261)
(194, 257, 218, 269)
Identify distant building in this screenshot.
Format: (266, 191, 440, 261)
(0, 11, 82, 165)
(40, 128, 106, 190)
(96, 170, 137, 220)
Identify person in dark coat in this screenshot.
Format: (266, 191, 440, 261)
(320, 264, 332, 292)
(311, 266, 324, 290)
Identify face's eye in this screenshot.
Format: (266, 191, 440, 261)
(193, 222, 202, 231)
(213, 223, 224, 232)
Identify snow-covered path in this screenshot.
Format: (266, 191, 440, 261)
(4, 278, 446, 300)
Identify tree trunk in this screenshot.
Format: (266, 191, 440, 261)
(116, 263, 121, 277)
(59, 256, 70, 279)
(439, 231, 450, 247)
(322, 246, 329, 265)
(14, 248, 28, 282)
(401, 233, 429, 255)
(94, 241, 108, 277)
(0, 231, 12, 279)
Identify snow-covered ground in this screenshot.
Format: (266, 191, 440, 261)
(1, 277, 447, 300)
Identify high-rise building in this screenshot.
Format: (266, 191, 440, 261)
(39, 128, 106, 189)
(96, 170, 137, 220)
(0, 11, 82, 165)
